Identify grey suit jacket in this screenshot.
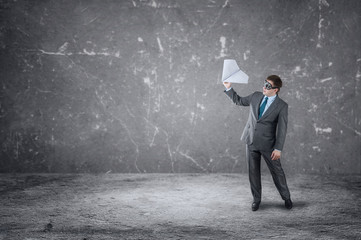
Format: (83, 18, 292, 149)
(224, 88, 288, 152)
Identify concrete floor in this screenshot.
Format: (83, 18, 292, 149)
(0, 173, 360, 240)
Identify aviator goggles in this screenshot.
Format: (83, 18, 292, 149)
(264, 80, 279, 90)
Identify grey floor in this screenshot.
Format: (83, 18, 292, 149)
(0, 173, 360, 239)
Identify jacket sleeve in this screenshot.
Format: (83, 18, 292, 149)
(224, 88, 253, 106)
(274, 103, 288, 151)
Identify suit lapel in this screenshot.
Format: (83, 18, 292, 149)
(253, 94, 264, 118)
(260, 96, 280, 120)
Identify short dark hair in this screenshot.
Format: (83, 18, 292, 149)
(267, 75, 282, 93)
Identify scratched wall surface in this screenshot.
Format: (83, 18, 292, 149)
(0, 0, 360, 173)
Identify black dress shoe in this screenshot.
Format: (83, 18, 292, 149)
(285, 199, 293, 209)
(252, 202, 260, 211)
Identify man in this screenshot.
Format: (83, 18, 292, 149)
(223, 75, 292, 211)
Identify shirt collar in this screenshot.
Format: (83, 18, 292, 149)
(264, 94, 277, 101)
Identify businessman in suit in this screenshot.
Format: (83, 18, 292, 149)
(223, 75, 292, 211)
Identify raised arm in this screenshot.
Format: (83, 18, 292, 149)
(223, 82, 253, 106)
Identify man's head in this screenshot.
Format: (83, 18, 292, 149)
(263, 75, 282, 96)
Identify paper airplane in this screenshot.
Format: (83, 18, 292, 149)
(221, 59, 249, 84)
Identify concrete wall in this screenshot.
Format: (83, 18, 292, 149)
(1, 0, 360, 173)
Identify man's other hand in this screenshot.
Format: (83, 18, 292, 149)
(271, 150, 281, 160)
(223, 81, 231, 89)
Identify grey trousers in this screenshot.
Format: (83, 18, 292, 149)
(246, 144, 291, 203)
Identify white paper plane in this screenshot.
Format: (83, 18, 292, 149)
(221, 59, 249, 84)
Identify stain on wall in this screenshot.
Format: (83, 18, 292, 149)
(0, 0, 360, 173)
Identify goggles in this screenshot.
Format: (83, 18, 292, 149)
(264, 80, 279, 90)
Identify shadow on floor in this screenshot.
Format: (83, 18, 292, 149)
(254, 200, 309, 210)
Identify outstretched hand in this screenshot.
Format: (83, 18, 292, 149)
(223, 81, 231, 89)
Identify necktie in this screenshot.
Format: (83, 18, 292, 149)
(258, 97, 268, 119)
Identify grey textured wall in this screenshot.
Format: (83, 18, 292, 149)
(1, 0, 360, 174)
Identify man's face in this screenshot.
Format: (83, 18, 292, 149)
(263, 80, 278, 97)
